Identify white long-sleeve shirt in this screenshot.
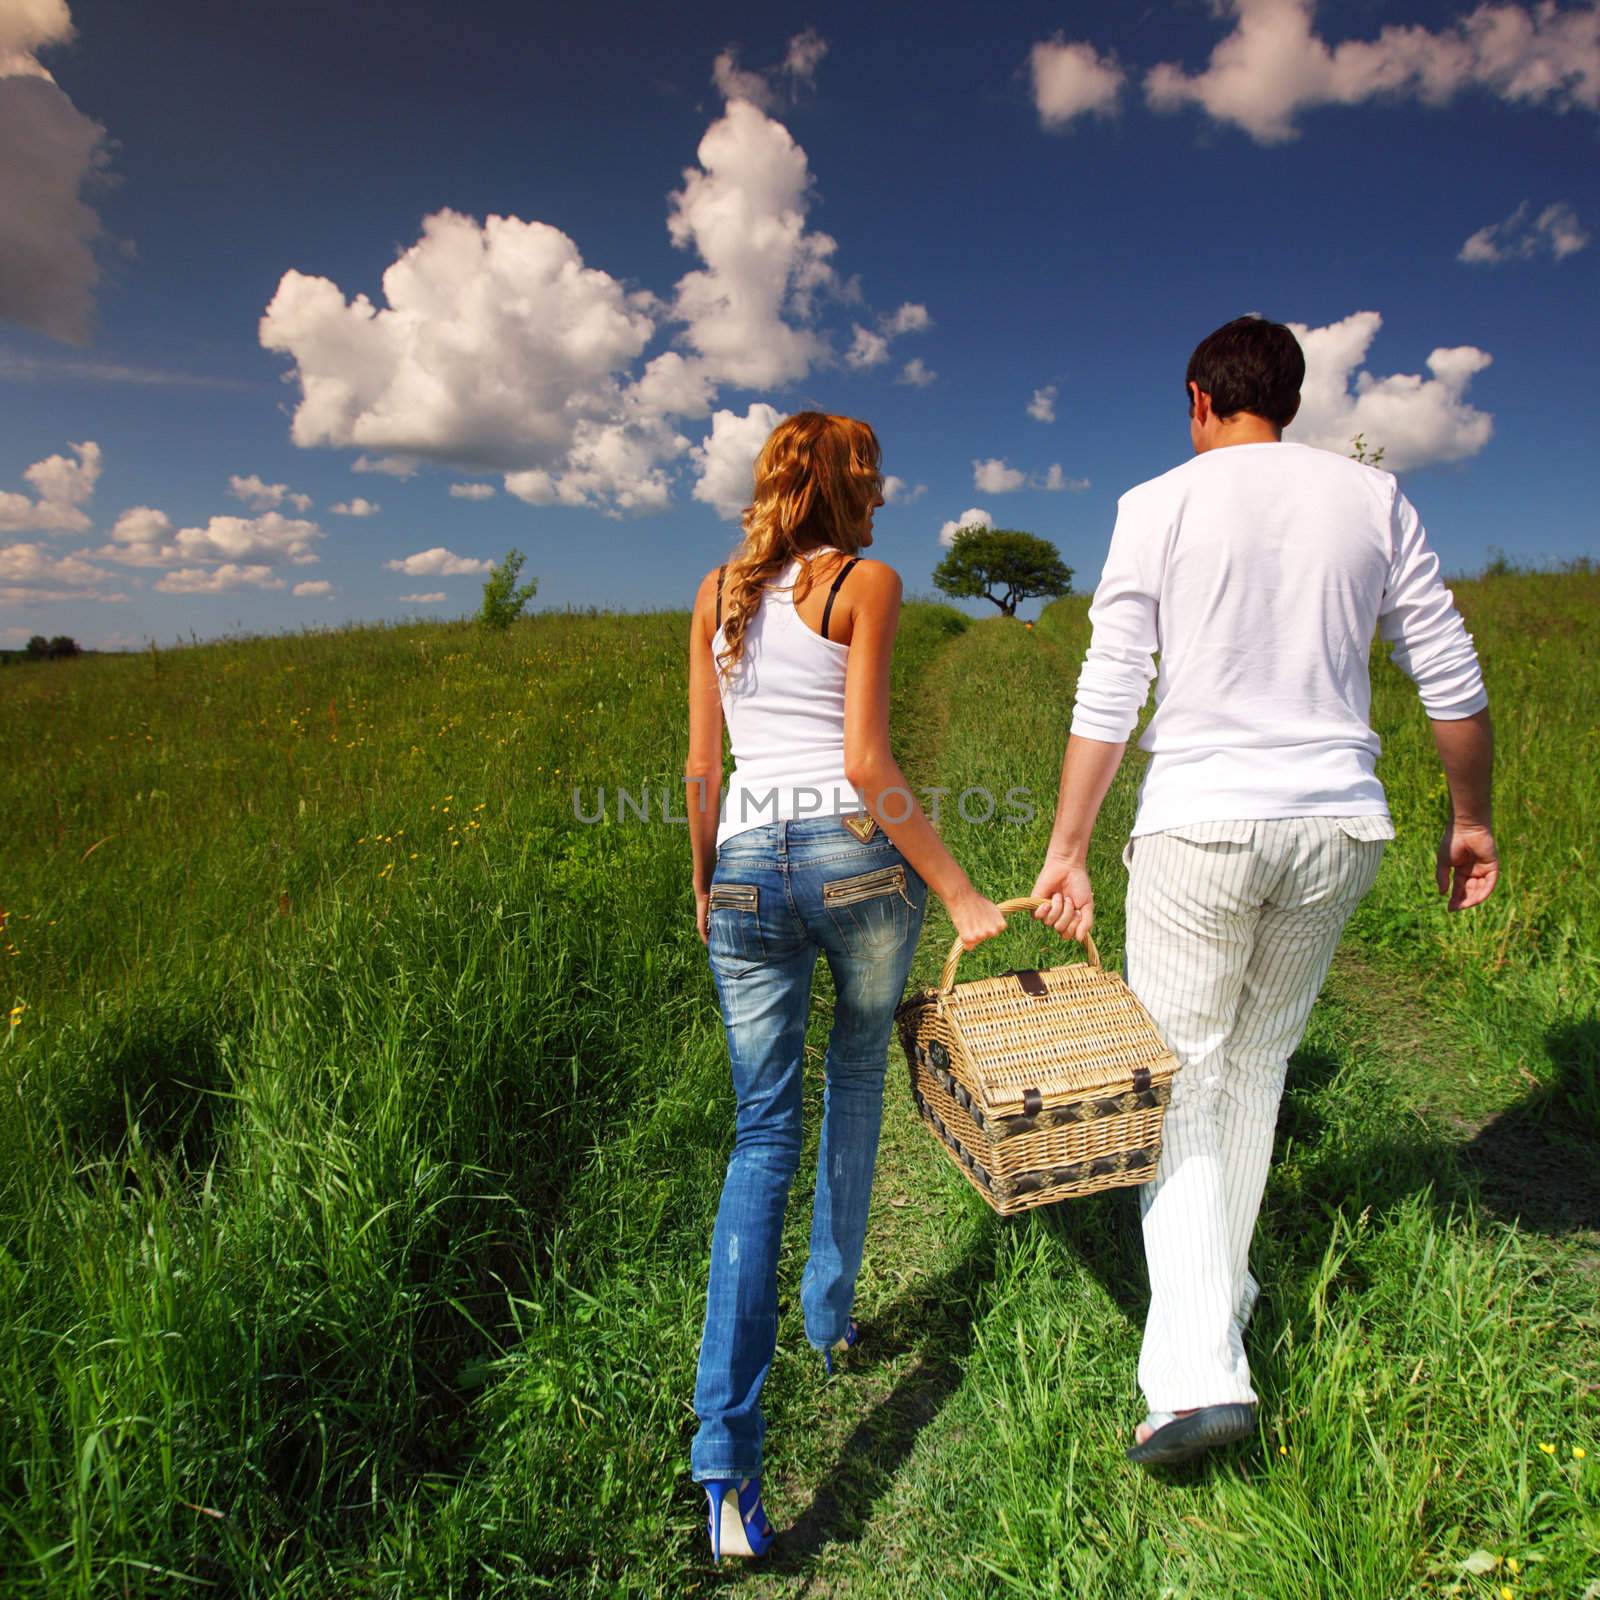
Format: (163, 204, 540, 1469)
(1070, 441, 1487, 836)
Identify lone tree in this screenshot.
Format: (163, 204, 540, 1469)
(478, 547, 539, 630)
(933, 526, 1073, 618)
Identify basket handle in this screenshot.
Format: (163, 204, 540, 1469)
(938, 896, 1101, 994)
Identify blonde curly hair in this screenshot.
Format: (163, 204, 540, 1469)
(715, 411, 883, 681)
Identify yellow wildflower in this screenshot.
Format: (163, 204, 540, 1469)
(1539, 1442, 1556, 1455)
(1575, 1446, 1588, 1460)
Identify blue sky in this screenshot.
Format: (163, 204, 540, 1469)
(2, 0, 1596, 648)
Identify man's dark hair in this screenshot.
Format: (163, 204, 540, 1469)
(1185, 316, 1304, 428)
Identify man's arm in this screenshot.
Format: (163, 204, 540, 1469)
(1431, 708, 1497, 910)
(1032, 496, 1158, 939)
(1378, 490, 1498, 912)
(1032, 734, 1127, 941)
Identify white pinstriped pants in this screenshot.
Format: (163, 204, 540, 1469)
(1123, 815, 1392, 1413)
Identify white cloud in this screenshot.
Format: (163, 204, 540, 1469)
(0, 438, 100, 532)
(0, 3, 110, 344)
(100, 505, 170, 554)
(1031, 36, 1127, 127)
(898, 358, 936, 388)
(260, 65, 922, 517)
(0, 539, 105, 587)
(970, 457, 1090, 494)
(1284, 311, 1494, 471)
(0, 1, 75, 75)
(939, 507, 994, 547)
(262, 210, 656, 471)
(691, 402, 787, 520)
(1145, 0, 1600, 144)
(883, 302, 931, 336)
(974, 457, 1027, 493)
(329, 497, 379, 517)
(712, 49, 778, 109)
(155, 564, 286, 595)
(846, 302, 931, 371)
(783, 28, 828, 87)
(1459, 199, 1589, 262)
(399, 591, 446, 603)
(162, 510, 322, 566)
(502, 414, 679, 512)
(846, 323, 890, 369)
(229, 473, 312, 513)
(383, 546, 492, 577)
(882, 475, 926, 504)
(1027, 384, 1058, 422)
(449, 481, 496, 500)
(668, 98, 838, 389)
(0, 352, 246, 388)
(90, 507, 324, 568)
(352, 454, 418, 478)
(712, 28, 829, 111)
(0, 583, 125, 604)
(292, 579, 332, 597)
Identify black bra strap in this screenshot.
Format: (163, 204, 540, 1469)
(821, 558, 860, 641)
(715, 564, 725, 629)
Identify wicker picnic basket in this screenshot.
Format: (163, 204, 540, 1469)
(894, 896, 1179, 1216)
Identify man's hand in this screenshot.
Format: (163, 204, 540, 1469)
(1030, 852, 1094, 942)
(1436, 822, 1499, 911)
(695, 887, 710, 944)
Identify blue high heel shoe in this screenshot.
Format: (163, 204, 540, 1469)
(823, 1319, 859, 1376)
(703, 1476, 774, 1561)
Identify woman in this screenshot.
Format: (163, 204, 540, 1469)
(683, 412, 1006, 1561)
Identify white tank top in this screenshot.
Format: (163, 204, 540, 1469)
(711, 549, 866, 849)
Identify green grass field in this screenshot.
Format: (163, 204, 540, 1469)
(1, 573, 1595, 1597)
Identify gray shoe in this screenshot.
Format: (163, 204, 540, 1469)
(1126, 1403, 1258, 1467)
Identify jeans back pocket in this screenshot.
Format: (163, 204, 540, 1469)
(708, 880, 766, 963)
(821, 861, 916, 960)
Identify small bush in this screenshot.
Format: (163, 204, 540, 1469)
(477, 548, 539, 631)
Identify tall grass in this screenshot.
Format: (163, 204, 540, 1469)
(0, 574, 1594, 1596)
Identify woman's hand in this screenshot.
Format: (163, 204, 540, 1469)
(695, 886, 710, 945)
(942, 883, 1008, 951)
(1030, 853, 1094, 942)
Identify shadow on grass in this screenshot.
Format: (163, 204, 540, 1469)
(1457, 1014, 1600, 1239)
(726, 1229, 1000, 1579)
(49, 996, 238, 1179)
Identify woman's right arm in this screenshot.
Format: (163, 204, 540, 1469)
(841, 562, 1007, 952)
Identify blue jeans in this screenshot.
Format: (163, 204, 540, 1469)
(690, 815, 928, 1483)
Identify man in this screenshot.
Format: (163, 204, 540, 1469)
(1030, 315, 1498, 1466)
